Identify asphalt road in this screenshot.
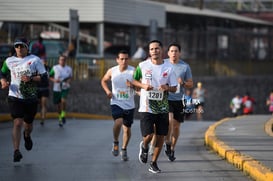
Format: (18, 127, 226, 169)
(0, 119, 252, 181)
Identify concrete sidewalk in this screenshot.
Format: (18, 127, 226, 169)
(205, 115, 273, 181)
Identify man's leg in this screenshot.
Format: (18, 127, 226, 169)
(164, 113, 173, 156)
(113, 118, 123, 142)
(23, 122, 33, 137)
(60, 98, 67, 124)
(121, 124, 131, 161)
(151, 135, 164, 162)
(13, 118, 23, 151)
(171, 119, 181, 151)
(60, 90, 69, 124)
(149, 135, 164, 173)
(112, 118, 122, 156)
(122, 124, 131, 150)
(139, 134, 153, 164)
(143, 134, 153, 149)
(197, 105, 203, 120)
(12, 118, 23, 162)
(23, 122, 33, 151)
(149, 125, 156, 155)
(57, 103, 63, 126)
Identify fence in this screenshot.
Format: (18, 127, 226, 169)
(46, 57, 273, 81)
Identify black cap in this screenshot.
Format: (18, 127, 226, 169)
(14, 37, 29, 49)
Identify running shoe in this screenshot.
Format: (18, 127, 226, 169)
(120, 149, 128, 161)
(112, 142, 119, 157)
(23, 131, 33, 151)
(148, 161, 161, 173)
(164, 143, 171, 157)
(168, 150, 176, 162)
(13, 149, 23, 162)
(138, 141, 148, 164)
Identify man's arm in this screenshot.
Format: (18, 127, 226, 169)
(101, 68, 112, 99)
(183, 65, 193, 89)
(0, 61, 10, 89)
(184, 79, 193, 89)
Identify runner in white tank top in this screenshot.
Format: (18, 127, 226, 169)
(101, 50, 136, 161)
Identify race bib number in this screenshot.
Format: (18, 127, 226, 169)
(116, 88, 131, 100)
(14, 64, 31, 80)
(147, 90, 164, 101)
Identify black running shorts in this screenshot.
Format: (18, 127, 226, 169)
(168, 100, 184, 123)
(140, 112, 169, 137)
(8, 96, 38, 124)
(111, 104, 135, 127)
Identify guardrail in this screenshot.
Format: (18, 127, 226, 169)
(44, 58, 273, 80)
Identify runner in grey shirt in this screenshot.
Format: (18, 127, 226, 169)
(164, 43, 193, 161)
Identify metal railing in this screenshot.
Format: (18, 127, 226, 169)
(45, 57, 273, 81)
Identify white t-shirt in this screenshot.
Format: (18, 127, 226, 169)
(3, 54, 46, 99)
(51, 64, 72, 92)
(134, 59, 177, 113)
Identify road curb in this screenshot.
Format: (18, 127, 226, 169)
(0, 112, 112, 122)
(205, 117, 273, 181)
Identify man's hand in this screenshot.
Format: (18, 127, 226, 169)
(159, 84, 169, 91)
(178, 77, 183, 85)
(1, 79, 9, 89)
(126, 80, 133, 88)
(21, 75, 32, 83)
(143, 84, 153, 91)
(106, 91, 113, 99)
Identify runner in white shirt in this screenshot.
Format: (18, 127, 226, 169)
(132, 40, 177, 173)
(49, 55, 72, 127)
(101, 50, 135, 161)
(230, 94, 242, 117)
(0, 37, 47, 162)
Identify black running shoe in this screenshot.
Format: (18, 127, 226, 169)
(13, 149, 23, 162)
(165, 143, 171, 157)
(138, 141, 148, 164)
(149, 161, 161, 173)
(168, 150, 176, 162)
(23, 131, 33, 151)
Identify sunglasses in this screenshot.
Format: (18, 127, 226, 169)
(14, 44, 27, 48)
